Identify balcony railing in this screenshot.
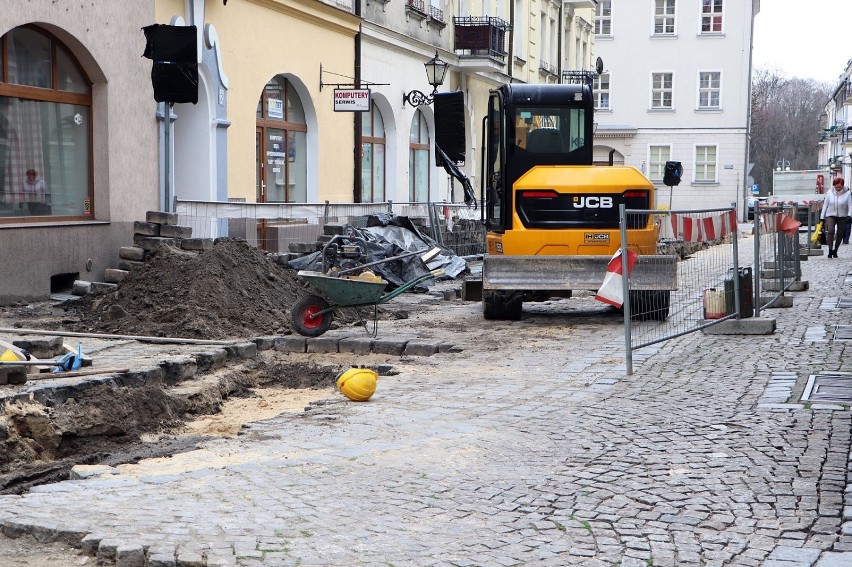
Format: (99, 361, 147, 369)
(429, 5, 444, 23)
(453, 16, 510, 61)
(405, 0, 429, 22)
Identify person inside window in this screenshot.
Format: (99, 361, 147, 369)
(23, 169, 50, 216)
(820, 177, 851, 258)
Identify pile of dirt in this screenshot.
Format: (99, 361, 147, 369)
(71, 239, 308, 340)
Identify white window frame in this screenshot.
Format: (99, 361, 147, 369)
(694, 144, 718, 183)
(650, 72, 674, 110)
(514, 0, 525, 60)
(595, 0, 612, 36)
(549, 15, 557, 68)
(653, 0, 676, 35)
(594, 73, 611, 110)
(697, 71, 721, 109)
(649, 144, 672, 182)
(700, 0, 724, 34)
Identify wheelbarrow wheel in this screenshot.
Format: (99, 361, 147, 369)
(291, 295, 333, 337)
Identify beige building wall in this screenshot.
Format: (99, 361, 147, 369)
(0, 1, 158, 303)
(157, 0, 359, 204)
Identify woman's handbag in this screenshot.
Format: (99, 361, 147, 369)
(812, 220, 824, 244)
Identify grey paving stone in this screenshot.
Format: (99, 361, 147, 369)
(115, 544, 145, 567)
(371, 339, 407, 355)
(305, 337, 339, 353)
(223, 342, 258, 359)
(274, 335, 306, 353)
(403, 341, 438, 356)
(816, 552, 852, 566)
(338, 337, 373, 355)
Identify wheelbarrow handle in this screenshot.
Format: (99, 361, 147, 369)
(375, 269, 445, 305)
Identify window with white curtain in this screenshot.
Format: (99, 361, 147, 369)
(649, 145, 671, 182)
(651, 72, 674, 109)
(654, 0, 676, 35)
(695, 145, 718, 182)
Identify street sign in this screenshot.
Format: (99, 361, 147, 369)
(751, 184, 759, 194)
(333, 89, 370, 112)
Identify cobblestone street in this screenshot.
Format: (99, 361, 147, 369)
(2, 234, 852, 566)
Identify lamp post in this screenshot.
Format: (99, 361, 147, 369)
(776, 158, 791, 171)
(403, 51, 449, 107)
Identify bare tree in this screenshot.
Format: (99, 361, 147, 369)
(749, 67, 831, 194)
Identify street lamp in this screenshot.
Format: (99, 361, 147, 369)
(776, 158, 791, 171)
(403, 51, 449, 107)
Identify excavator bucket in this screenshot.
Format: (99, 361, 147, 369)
(482, 254, 678, 291)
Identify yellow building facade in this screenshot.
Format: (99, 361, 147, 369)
(156, 0, 359, 205)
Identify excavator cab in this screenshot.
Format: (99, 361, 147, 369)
(483, 83, 594, 234)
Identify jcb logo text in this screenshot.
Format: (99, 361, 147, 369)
(572, 196, 613, 209)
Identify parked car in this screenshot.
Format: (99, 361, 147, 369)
(747, 197, 768, 220)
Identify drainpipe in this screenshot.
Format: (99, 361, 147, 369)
(353, 3, 363, 203)
(557, 3, 563, 81)
(508, 0, 514, 82)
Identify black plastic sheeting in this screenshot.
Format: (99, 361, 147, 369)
(287, 214, 467, 290)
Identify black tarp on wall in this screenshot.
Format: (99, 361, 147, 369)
(434, 91, 466, 166)
(142, 24, 198, 104)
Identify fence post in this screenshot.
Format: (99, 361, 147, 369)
(754, 209, 761, 317)
(620, 204, 633, 376)
(777, 213, 786, 295)
(794, 217, 802, 282)
(731, 204, 741, 319)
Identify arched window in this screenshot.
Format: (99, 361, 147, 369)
(409, 111, 430, 202)
(361, 102, 385, 203)
(256, 76, 307, 203)
(0, 26, 92, 220)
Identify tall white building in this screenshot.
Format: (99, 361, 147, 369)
(592, 0, 759, 217)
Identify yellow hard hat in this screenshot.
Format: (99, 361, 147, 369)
(0, 349, 20, 362)
(336, 367, 378, 402)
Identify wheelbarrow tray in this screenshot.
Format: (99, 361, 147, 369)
(296, 270, 389, 306)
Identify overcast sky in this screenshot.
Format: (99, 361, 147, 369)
(752, 0, 850, 84)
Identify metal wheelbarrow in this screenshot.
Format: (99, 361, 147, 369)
(291, 244, 443, 337)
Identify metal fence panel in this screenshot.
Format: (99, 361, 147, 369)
(753, 204, 802, 315)
(175, 199, 483, 257)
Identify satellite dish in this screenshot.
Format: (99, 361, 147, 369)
(596, 57, 604, 75)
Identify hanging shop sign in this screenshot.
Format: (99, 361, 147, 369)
(334, 89, 371, 112)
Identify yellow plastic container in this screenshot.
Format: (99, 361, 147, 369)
(0, 349, 21, 362)
(336, 367, 378, 402)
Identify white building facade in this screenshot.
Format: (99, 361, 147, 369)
(818, 60, 852, 183)
(592, 0, 759, 216)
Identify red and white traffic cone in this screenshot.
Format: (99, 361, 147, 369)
(594, 250, 637, 307)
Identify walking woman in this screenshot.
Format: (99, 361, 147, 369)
(821, 177, 852, 258)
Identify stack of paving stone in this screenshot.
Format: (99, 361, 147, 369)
(72, 211, 214, 296)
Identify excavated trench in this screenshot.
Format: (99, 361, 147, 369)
(0, 356, 395, 495)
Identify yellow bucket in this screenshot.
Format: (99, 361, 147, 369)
(336, 367, 378, 402)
